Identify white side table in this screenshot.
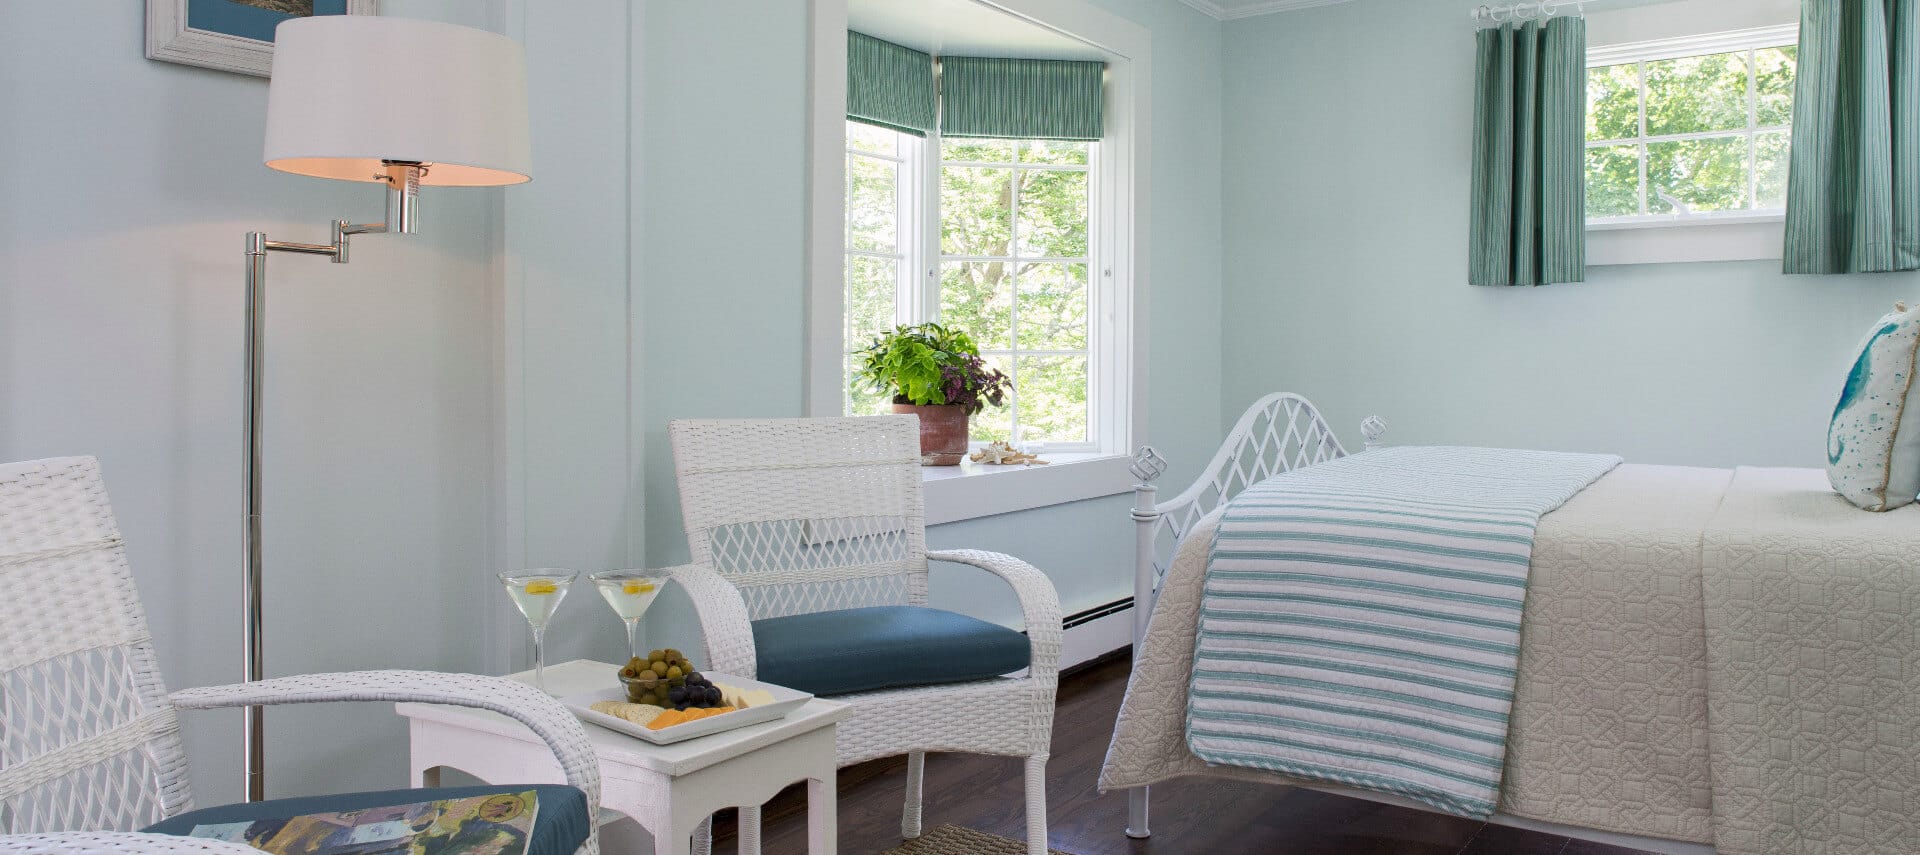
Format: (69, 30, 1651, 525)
(396, 659, 848, 855)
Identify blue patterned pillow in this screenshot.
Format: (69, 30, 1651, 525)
(1828, 302, 1920, 511)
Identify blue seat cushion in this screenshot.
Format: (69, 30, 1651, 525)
(143, 784, 588, 855)
(752, 605, 1030, 697)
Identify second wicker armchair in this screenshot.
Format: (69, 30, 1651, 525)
(667, 416, 1063, 855)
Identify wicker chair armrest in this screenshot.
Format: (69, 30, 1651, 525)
(927, 549, 1063, 681)
(667, 563, 758, 678)
(169, 670, 599, 835)
(0, 832, 260, 853)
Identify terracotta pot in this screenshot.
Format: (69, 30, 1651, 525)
(893, 402, 969, 465)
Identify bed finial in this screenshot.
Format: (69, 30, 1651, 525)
(1130, 446, 1168, 484)
(1361, 416, 1387, 451)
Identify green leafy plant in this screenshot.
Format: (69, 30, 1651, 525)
(855, 323, 1011, 415)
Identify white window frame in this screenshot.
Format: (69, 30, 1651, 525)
(806, 0, 1150, 523)
(1584, 23, 1798, 266)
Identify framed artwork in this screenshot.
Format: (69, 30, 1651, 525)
(146, 0, 379, 78)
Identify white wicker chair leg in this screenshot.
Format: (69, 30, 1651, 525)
(737, 805, 763, 855)
(902, 751, 926, 838)
(1024, 754, 1049, 855)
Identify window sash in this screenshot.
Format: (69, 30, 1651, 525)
(1584, 26, 1797, 224)
(936, 141, 1097, 449)
(841, 120, 1101, 450)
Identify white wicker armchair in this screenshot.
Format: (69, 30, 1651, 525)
(667, 416, 1063, 855)
(0, 457, 602, 853)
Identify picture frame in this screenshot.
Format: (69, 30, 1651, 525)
(146, 0, 379, 78)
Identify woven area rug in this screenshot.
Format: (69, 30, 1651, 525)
(880, 824, 1068, 854)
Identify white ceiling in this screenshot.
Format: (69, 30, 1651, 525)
(848, 0, 1109, 60)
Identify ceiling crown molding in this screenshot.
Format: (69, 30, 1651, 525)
(1174, 0, 1353, 21)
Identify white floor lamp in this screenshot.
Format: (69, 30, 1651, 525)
(241, 14, 530, 802)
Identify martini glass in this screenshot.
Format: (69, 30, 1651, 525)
(591, 569, 669, 662)
(498, 569, 577, 692)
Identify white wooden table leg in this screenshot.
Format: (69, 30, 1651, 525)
(653, 825, 691, 855)
(807, 773, 836, 855)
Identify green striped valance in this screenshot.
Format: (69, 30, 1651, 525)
(848, 32, 936, 136)
(940, 56, 1105, 141)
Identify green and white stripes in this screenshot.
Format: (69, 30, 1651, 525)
(848, 32, 936, 136)
(940, 56, 1105, 141)
(847, 34, 1106, 142)
(1783, 0, 1919, 274)
(1187, 446, 1620, 819)
(1469, 18, 1587, 286)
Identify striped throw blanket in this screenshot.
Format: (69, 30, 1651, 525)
(1187, 446, 1620, 818)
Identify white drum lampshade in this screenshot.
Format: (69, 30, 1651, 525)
(263, 15, 531, 186)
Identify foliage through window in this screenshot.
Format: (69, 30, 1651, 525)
(844, 120, 1097, 448)
(1585, 34, 1796, 223)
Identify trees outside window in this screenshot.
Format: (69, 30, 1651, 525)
(1586, 34, 1796, 222)
(844, 121, 1098, 448)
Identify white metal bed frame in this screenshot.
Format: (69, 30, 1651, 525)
(1121, 393, 1712, 855)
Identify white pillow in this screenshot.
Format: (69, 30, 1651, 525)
(1828, 301, 1920, 511)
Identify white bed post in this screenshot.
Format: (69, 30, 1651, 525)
(1125, 446, 1168, 839)
(1361, 415, 1387, 450)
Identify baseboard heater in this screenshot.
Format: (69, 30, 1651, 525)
(1056, 597, 1133, 672)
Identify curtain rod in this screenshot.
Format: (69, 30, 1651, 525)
(1471, 1, 1589, 25)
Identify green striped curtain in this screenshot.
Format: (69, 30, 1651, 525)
(849, 32, 936, 136)
(1469, 18, 1587, 287)
(1783, 0, 1918, 274)
(940, 56, 1105, 141)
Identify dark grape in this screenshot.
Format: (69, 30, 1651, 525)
(705, 686, 722, 704)
(668, 687, 686, 704)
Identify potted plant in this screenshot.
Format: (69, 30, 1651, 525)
(855, 323, 1011, 465)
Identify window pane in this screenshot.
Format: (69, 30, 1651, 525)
(1016, 169, 1090, 258)
(1755, 129, 1792, 209)
(848, 154, 898, 252)
(1755, 46, 1797, 126)
(846, 255, 897, 345)
(942, 166, 1015, 256)
(1014, 355, 1089, 443)
(847, 354, 892, 416)
(1586, 144, 1642, 217)
(1645, 52, 1749, 136)
(1587, 63, 1641, 140)
(1017, 263, 1089, 351)
(847, 120, 899, 156)
(1021, 140, 1090, 166)
(970, 354, 1014, 442)
(945, 138, 1018, 164)
(846, 254, 897, 417)
(1648, 136, 1748, 213)
(940, 261, 1013, 350)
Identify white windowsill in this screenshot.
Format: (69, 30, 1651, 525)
(1587, 213, 1785, 266)
(922, 452, 1135, 525)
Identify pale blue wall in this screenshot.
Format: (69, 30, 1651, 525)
(1219, 0, 1919, 470)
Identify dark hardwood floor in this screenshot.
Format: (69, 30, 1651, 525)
(714, 655, 1657, 854)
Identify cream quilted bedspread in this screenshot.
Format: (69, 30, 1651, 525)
(1102, 463, 1920, 851)
(1702, 467, 1920, 854)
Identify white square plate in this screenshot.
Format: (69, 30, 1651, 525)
(560, 672, 813, 745)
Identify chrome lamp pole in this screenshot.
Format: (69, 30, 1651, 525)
(239, 163, 422, 802)
(241, 14, 529, 802)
